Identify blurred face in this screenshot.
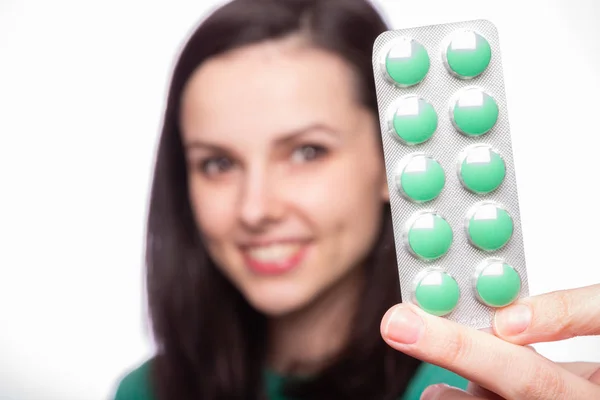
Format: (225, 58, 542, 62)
(180, 37, 389, 317)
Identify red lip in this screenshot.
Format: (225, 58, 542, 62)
(243, 244, 309, 276)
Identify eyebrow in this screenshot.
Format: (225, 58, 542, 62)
(274, 123, 339, 145)
(184, 123, 338, 151)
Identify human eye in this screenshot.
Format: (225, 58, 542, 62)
(196, 156, 235, 177)
(290, 144, 329, 163)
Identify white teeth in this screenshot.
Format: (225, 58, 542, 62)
(246, 243, 301, 263)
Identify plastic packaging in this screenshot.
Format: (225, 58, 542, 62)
(372, 20, 529, 328)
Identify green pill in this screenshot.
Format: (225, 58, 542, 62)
(450, 87, 499, 137)
(383, 37, 430, 87)
(458, 144, 506, 194)
(396, 153, 445, 203)
(473, 258, 522, 308)
(389, 95, 438, 145)
(413, 269, 460, 316)
(405, 211, 453, 260)
(466, 202, 513, 252)
(443, 30, 492, 79)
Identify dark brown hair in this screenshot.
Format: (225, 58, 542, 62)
(145, 0, 421, 398)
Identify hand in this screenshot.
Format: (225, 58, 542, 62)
(380, 284, 600, 399)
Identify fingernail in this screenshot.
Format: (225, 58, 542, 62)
(494, 303, 531, 336)
(420, 384, 449, 400)
(384, 307, 424, 344)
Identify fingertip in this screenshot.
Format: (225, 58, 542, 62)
(421, 384, 471, 400)
(380, 304, 402, 337)
(381, 304, 424, 345)
(493, 303, 532, 338)
(420, 384, 449, 400)
(380, 303, 423, 335)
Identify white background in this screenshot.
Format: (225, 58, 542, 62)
(1, 0, 599, 399)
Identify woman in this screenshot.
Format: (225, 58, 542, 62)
(114, 0, 600, 399)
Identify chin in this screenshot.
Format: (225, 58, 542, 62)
(243, 284, 315, 317)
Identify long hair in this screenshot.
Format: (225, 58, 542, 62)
(145, 0, 421, 398)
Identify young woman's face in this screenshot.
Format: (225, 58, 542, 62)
(180, 38, 389, 317)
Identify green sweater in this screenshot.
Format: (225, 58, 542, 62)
(113, 360, 467, 400)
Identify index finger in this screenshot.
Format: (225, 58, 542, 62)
(493, 283, 600, 344)
(381, 303, 597, 400)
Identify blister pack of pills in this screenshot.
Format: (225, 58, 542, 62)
(371, 20, 529, 328)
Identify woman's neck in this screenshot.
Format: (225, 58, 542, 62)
(266, 266, 365, 376)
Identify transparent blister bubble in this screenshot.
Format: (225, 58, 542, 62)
(372, 20, 529, 329)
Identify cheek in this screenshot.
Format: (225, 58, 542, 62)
(289, 153, 384, 219)
(188, 178, 238, 239)
(287, 152, 385, 253)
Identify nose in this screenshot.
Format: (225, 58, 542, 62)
(238, 166, 284, 229)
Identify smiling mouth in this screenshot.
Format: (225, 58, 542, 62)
(242, 242, 309, 275)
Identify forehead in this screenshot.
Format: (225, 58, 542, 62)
(179, 38, 362, 142)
